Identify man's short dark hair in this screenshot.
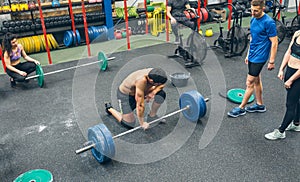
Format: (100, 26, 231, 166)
(251, 0, 265, 8)
(148, 68, 167, 84)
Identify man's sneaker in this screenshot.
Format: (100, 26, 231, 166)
(104, 102, 113, 115)
(286, 122, 300, 131)
(245, 103, 266, 113)
(265, 129, 286, 140)
(227, 107, 246, 118)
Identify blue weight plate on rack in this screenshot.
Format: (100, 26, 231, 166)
(63, 30, 73, 47)
(71, 30, 76, 46)
(88, 27, 94, 41)
(91, 26, 99, 40)
(75, 29, 81, 45)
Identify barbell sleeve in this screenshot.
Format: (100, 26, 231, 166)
(75, 143, 96, 154)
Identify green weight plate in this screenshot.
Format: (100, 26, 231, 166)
(14, 169, 53, 182)
(98, 51, 108, 71)
(147, 6, 155, 12)
(36, 64, 44, 88)
(227, 88, 254, 104)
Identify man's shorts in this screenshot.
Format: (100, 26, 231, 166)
(117, 89, 136, 114)
(117, 89, 166, 114)
(248, 61, 266, 77)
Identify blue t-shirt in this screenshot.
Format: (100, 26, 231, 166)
(248, 14, 277, 63)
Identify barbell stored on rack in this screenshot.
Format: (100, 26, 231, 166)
(25, 51, 115, 87)
(75, 90, 209, 163)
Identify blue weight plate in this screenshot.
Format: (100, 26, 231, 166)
(97, 124, 115, 159)
(102, 26, 108, 41)
(198, 94, 207, 118)
(91, 26, 99, 40)
(75, 29, 81, 45)
(88, 125, 109, 163)
(63, 30, 73, 47)
(71, 30, 76, 46)
(179, 90, 202, 122)
(88, 27, 94, 41)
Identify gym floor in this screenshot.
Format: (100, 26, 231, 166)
(1, 22, 300, 181)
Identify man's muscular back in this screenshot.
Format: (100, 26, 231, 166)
(119, 68, 152, 95)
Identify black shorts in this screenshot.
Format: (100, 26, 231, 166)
(117, 89, 136, 114)
(248, 61, 266, 77)
(117, 88, 166, 114)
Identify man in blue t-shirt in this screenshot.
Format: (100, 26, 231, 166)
(228, 0, 278, 117)
(166, 0, 195, 43)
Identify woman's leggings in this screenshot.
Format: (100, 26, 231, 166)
(279, 66, 300, 132)
(6, 62, 36, 82)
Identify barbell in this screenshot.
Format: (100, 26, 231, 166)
(75, 90, 208, 163)
(25, 51, 115, 87)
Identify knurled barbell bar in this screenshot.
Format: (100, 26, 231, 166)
(25, 51, 115, 87)
(75, 90, 209, 163)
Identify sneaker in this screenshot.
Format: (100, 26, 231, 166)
(10, 78, 16, 88)
(227, 107, 246, 118)
(245, 103, 266, 113)
(265, 129, 286, 140)
(104, 102, 113, 115)
(286, 122, 300, 131)
(174, 37, 180, 44)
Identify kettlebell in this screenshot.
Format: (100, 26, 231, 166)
(114, 30, 122, 39)
(121, 29, 126, 38)
(128, 27, 132, 36)
(205, 27, 213, 37)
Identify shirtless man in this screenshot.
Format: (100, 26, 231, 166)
(105, 68, 167, 130)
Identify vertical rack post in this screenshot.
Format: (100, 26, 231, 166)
(37, 0, 52, 64)
(68, 0, 78, 46)
(165, 0, 169, 42)
(81, 0, 91, 56)
(123, 0, 131, 50)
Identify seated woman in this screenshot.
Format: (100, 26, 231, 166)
(2, 33, 40, 87)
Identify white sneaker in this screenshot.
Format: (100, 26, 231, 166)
(265, 129, 286, 140)
(286, 122, 300, 131)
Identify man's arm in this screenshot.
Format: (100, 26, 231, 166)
(145, 84, 165, 102)
(135, 78, 149, 129)
(268, 36, 278, 64)
(167, 6, 176, 24)
(267, 36, 278, 70)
